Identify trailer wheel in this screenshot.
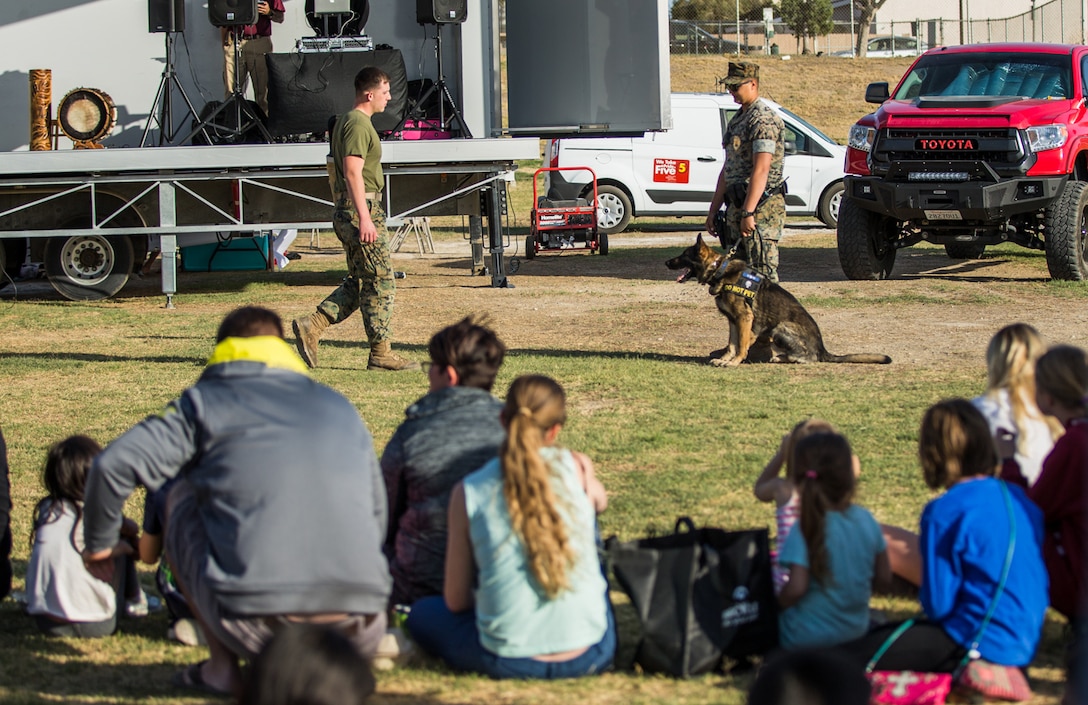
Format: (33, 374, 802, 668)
(592, 185, 632, 235)
(525, 234, 536, 259)
(944, 242, 986, 260)
(44, 234, 134, 301)
(1044, 179, 1088, 280)
(597, 232, 609, 255)
(818, 181, 844, 228)
(836, 198, 896, 280)
(1, 238, 27, 291)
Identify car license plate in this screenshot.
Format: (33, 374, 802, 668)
(924, 210, 963, 221)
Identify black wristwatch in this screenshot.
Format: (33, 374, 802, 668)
(740, 209, 757, 218)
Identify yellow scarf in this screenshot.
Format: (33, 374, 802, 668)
(206, 336, 310, 375)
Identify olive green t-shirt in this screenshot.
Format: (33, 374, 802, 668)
(331, 108, 383, 199)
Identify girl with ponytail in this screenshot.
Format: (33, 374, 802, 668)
(407, 375, 615, 679)
(777, 431, 890, 650)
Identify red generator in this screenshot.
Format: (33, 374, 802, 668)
(525, 167, 608, 259)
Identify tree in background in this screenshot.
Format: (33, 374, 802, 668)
(779, 0, 833, 54)
(852, 0, 891, 56)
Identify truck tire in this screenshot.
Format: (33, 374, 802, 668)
(818, 181, 844, 228)
(44, 234, 134, 301)
(592, 185, 632, 235)
(837, 198, 896, 280)
(944, 243, 986, 259)
(1044, 179, 1088, 281)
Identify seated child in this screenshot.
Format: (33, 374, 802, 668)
(841, 400, 1047, 699)
(138, 477, 203, 645)
(777, 431, 890, 650)
(753, 418, 835, 594)
(26, 435, 151, 637)
(407, 375, 614, 679)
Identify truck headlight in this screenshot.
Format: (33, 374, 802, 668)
(848, 125, 876, 153)
(1025, 124, 1068, 152)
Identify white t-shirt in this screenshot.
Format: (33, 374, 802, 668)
(26, 499, 116, 622)
(972, 389, 1056, 486)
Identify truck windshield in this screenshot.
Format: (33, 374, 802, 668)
(892, 52, 1073, 101)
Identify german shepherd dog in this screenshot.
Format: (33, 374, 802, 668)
(665, 235, 892, 366)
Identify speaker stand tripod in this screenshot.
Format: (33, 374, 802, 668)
(392, 24, 472, 139)
(141, 32, 206, 147)
(182, 27, 273, 145)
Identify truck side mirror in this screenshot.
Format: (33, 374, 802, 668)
(865, 82, 890, 104)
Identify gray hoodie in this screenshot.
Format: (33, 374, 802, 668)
(84, 355, 391, 617)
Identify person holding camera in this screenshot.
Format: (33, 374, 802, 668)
(705, 61, 786, 283)
(221, 0, 285, 116)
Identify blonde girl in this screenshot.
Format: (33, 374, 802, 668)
(972, 323, 1062, 485)
(776, 431, 889, 650)
(406, 375, 615, 679)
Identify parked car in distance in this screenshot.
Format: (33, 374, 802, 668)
(541, 93, 847, 234)
(833, 35, 929, 58)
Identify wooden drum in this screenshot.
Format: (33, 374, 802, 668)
(57, 87, 116, 143)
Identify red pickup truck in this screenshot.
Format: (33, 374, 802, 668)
(838, 43, 1088, 281)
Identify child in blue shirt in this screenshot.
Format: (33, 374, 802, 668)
(777, 431, 890, 650)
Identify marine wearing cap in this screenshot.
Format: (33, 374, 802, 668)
(706, 59, 786, 283)
(720, 61, 760, 88)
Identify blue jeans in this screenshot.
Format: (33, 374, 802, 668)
(406, 595, 616, 679)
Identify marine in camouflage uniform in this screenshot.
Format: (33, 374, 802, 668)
(706, 61, 786, 283)
(292, 67, 418, 371)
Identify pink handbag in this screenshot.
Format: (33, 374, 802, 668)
(868, 669, 952, 705)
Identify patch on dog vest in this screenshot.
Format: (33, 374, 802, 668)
(723, 267, 764, 301)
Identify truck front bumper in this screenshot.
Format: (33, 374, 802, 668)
(845, 173, 1068, 223)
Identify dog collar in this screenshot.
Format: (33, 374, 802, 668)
(706, 256, 731, 287)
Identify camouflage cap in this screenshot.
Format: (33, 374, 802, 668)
(721, 61, 760, 88)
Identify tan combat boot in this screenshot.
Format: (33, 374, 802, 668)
(292, 312, 331, 369)
(367, 340, 421, 371)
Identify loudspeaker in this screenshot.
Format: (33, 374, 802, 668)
(148, 0, 185, 33)
(416, 0, 466, 24)
(209, 0, 258, 27)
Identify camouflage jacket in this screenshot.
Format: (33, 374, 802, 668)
(723, 98, 785, 191)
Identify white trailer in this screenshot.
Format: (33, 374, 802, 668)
(0, 0, 670, 301)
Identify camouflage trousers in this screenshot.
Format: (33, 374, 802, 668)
(726, 193, 785, 283)
(318, 198, 395, 344)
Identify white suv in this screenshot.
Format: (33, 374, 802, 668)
(541, 93, 846, 234)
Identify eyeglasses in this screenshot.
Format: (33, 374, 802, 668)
(728, 80, 754, 92)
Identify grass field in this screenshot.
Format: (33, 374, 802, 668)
(0, 54, 1082, 703)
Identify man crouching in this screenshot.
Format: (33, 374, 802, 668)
(81, 306, 390, 697)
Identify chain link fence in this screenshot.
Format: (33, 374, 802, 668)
(670, 0, 1087, 57)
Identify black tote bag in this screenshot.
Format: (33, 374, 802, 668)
(607, 517, 778, 677)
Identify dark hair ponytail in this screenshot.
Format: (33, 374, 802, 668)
(793, 432, 855, 585)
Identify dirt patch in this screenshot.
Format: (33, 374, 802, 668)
(377, 223, 1088, 372)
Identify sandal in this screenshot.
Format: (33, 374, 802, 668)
(171, 660, 232, 698)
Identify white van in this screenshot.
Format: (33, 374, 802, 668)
(541, 93, 846, 234)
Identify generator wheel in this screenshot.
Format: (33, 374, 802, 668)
(598, 232, 609, 255)
(525, 234, 536, 260)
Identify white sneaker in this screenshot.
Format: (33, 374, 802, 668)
(168, 618, 206, 646)
(125, 591, 163, 618)
(371, 626, 415, 671)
